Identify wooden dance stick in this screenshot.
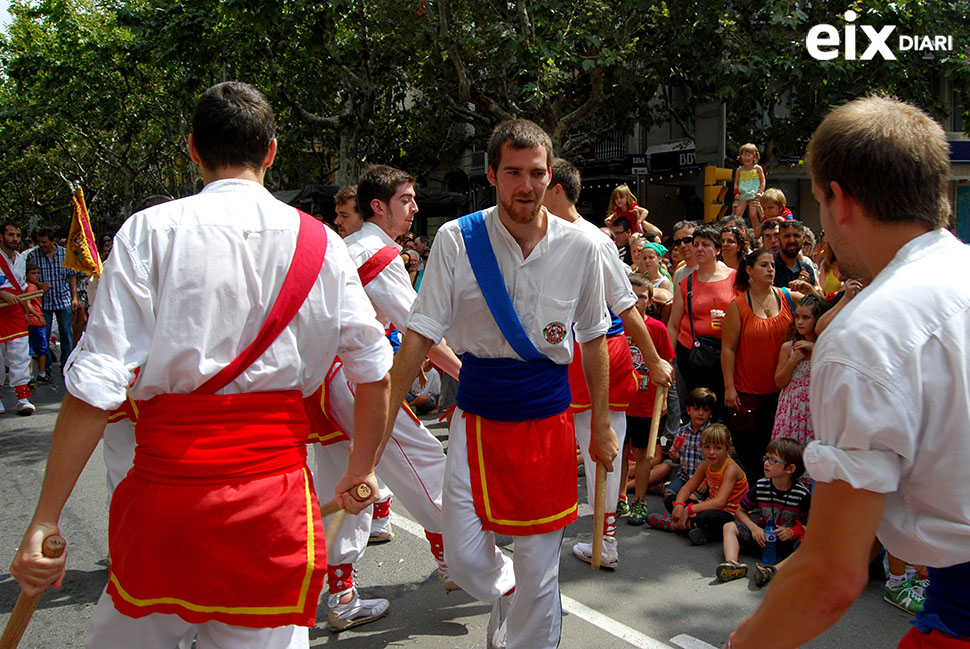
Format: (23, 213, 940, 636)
(0, 534, 67, 649)
(0, 291, 44, 309)
(645, 386, 668, 461)
(591, 462, 608, 570)
(323, 483, 373, 550)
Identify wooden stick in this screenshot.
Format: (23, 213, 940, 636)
(0, 534, 67, 649)
(323, 483, 373, 550)
(0, 291, 44, 309)
(645, 386, 668, 461)
(591, 462, 607, 570)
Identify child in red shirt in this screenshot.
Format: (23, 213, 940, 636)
(25, 264, 48, 383)
(622, 275, 675, 526)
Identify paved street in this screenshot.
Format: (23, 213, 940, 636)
(1, 378, 913, 648)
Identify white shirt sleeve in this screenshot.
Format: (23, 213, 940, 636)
(363, 252, 418, 334)
(407, 225, 459, 345)
(572, 240, 610, 343)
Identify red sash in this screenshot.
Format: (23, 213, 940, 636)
(465, 410, 578, 535)
(0, 250, 27, 342)
(568, 337, 639, 412)
(106, 209, 330, 628)
(357, 245, 399, 287)
(306, 359, 351, 446)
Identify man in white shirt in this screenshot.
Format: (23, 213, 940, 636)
(9, 81, 391, 649)
(387, 119, 616, 649)
(727, 96, 970, 649)
(543, 158, 673, 569)
(334, 185, 363, 238)
(312, 164, 464, 629)
(0, 222, 35, 415)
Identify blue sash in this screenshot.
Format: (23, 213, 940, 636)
(914, 560, 970, 637)
(458, 211, 545, 363)
(457, 354, 570, 422)
(606, 307, 624, 337)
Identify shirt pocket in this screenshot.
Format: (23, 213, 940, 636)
(533, 294, 577, 349)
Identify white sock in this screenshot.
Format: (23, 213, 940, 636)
(887, 572, 907, 590)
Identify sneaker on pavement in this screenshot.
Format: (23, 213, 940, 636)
(884, 579, 925, 614)
(716, 561, 748, 582)
(755, 563, 778, 588)
(487, 594, 511, 649)
(328, 588, 390, 631)
(616, 498, 629, 517)
(688, 527, 710, 545)
(37, 374, 53, 385)
(16, 398, 35, 416)
(368, 519, 394, 545)
(628, 500, 649, 526)
(647, 513, 673, 531)
(572, 539, 618, 570)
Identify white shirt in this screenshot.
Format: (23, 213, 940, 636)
(805, 228, 970, 567)
(411, 367, 441, 398)
(407, 206, 609, 364)
(0, 248, 26, 291)
(66, 179, 392, 410)
(344, 221, 414, 332)
(567, 216, 637, 314)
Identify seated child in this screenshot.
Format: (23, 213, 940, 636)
(660, 387, 717, 514)
(406, 358, 440, 415)
(649, 424, 748, 546)
(716, 437, 812, 585)
(621, 275, 675, 526)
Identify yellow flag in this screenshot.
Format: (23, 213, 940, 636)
(63, 186, 103, 278)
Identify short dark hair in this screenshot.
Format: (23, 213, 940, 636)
(1, 222, 21, 236)
(806, 95, 950, 228)
(487, 119, 553, 173)
(686, 387, 717, 411)
(693, 223, 722, 249)
(761, 221, 780, 234)
(335, 185, 357, 206)
(766, 437, 806, 479)
(550, 158, 581, 205)
(25, 262, 38, 272)
(357, 165, 417, 220)
(415, 235, 430, 246)
(612, 217, 631, 232)
(34, 227, 55, 241)
(191, 82, 275, 172)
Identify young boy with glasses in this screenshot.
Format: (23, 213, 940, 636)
(716, 437, 812, 586)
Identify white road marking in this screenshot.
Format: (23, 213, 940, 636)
(389, 511, 676, 649)
(670, 633, 720, 649)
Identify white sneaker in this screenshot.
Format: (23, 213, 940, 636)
(487, 594, 511, 649)
(436, 561, 461, 593)
(572, 538, 618, 569)
(16, 398, 35, 416)
(327, 588, 389, 631)
(0, 400, 5, 414)
(368, 517, 394, 544)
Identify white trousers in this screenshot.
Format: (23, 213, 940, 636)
(443, 410, 564, 649)
(103, 419, 136, 509)
(86, 588, 307, 649)
(0, 335, 30, 389)
(312, 365, 446, 565)
(575, 409, 627, 514)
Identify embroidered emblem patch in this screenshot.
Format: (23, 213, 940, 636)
(543, 322, 566, 344)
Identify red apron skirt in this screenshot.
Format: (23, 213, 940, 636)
(107, 391, 326, 628)
(568, 336, 639, 412)
(465, 409, 578, 536)
(0, 299, 27, 342)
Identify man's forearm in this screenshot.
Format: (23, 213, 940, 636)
(427, 338, 461, 380)
(348, 375, 390, 477)
(33, 393, 109, 524)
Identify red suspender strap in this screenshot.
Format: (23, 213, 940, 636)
(194, 209, 328, 395)
(0, 252, 23, 294)
(357, 245, 399, 287)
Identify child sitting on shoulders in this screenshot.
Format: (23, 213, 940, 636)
(649, 424, 748, 546)
(716, 437, 811, 585)
(659, 387, 717, 514)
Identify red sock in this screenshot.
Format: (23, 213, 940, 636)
(15, 384, 30, 399)
(327, 563, 354, 594)
(373, 497, 392, 519)
(425, 530, 445, 562)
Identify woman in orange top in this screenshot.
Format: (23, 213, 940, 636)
(720, 249, 804, 480)
(666, 223, 737, 410)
